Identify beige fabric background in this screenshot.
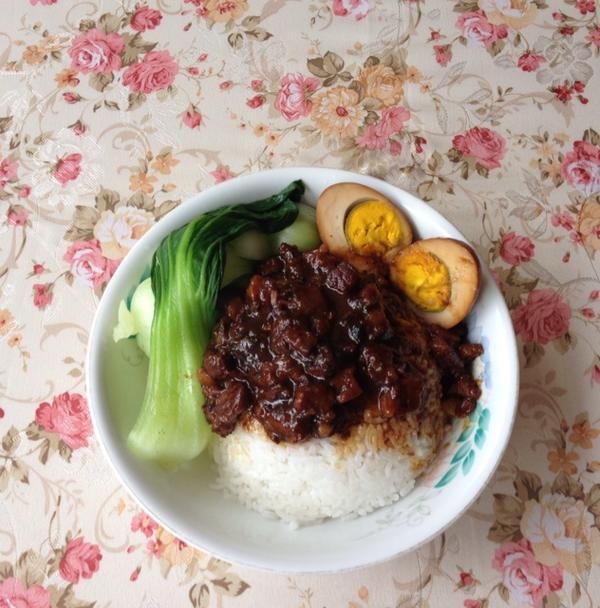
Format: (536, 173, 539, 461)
(1, 0, 600, 606)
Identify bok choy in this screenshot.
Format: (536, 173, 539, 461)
(127, 180, 304, 465)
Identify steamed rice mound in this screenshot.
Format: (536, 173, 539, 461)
(212, 372, 446, 525)
(202, 245, 482, 525)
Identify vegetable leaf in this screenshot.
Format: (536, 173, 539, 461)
(127, 181, 304, 464)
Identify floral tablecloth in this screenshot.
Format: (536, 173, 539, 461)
(1, 0, 599, 606)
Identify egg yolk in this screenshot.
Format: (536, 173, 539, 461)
(392, 249, 451, 312)
(345, 200, 405, 256)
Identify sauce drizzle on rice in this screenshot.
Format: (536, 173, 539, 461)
(200, 244, 482, 444)
(203, 244, 484, 525)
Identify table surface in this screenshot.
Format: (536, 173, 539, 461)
(1, 0, 600, 606)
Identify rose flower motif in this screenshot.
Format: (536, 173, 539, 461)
(332, 0, 370, 20)
(123, 50, 179, 93)
(93, 207, 155, 260)
(0, 578, 50, 608)
(500, 232, 535, 265)
(511, 288, 571, 345)
(35, 391, 93, 450)
(358, 64, 404, 107)
(456, 11, 508, 49)
(131, 6, 163, 32)
(59, 537, 102, 584)
(478, 0, 538, 30)
(561, 140, 600, 197)
(452, 127, 507, 170)
(68, 28, 124, 74)
(64, 239, 118, 288)
(492, 538, 563, 606)
(521, 493, 600, 575)
(274, 73, 320, 122)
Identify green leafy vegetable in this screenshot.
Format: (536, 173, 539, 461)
(229, 203, 319, 259)
(270, 213, 320, 253)
(127, 180, 304, 465)
(229, 229, 272, 260)
(113, 249, 254, 358)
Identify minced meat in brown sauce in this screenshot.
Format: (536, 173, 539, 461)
(199, 244, 483, 443)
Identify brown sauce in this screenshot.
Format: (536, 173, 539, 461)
(200, 244, 482, 444)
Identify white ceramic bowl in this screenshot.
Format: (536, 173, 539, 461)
(87, 167, 518, 573)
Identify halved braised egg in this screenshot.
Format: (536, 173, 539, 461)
(388, 238, 480, 328)
(316, 182, 413, 257)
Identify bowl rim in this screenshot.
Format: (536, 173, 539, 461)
(86, 166, 519, 573)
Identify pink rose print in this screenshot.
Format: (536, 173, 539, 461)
(378, 105, 410, 135)
(250, 79, 264, 91)
(35, 391, 93, 450)
(456, 11, 508, 49)
(183, 105, 202, 128)
(561, 140, 600, 197)
(19, 185, 31, 198)
(33, 263, 45, 275)
(355, 125, 388, 150)
(355, 124, 387, 150)
(59, 537, 102, 584)
(7, 207, 28, 226)
(434, 44, 452, 66)
(246, 94, 265, 108)
(123, 50, 179, 93)
(577, 0, 596, 14)
(53, 153, 82, 186)
(68, 29, 124, 74)
(586, 26, 600, 49)
(0, 157, 18, 187)
(593, 364, 600, 384)
(72, 121, 87, 136)
(452, 127, 507, 170)
(458, 571, 476, 589)
(332, 0, 370, 20)
(0, 577, 50, 608)
(274, 73, 320, 122)
(551, 80, 588, 105)
(32, 283, 53, 309)
(63, 91, 81, 104)
(517, 52, 546, 72)
(356, 105, 409, 150)
(211, 166, 232, 183)
(463, 601, 482, 608)
(512, 288, 571, 345)
(492, 539, 563, 607)
(131, 512, 158, 537)
(131, 6, 163, 32)
(500, 232, 535, 265)
(64, 239, 118, 288)
(30, 0, 57, 4)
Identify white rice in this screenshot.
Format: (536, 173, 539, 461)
(212, 421, 437, 526)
